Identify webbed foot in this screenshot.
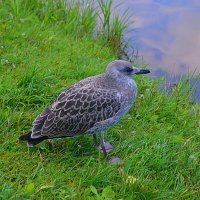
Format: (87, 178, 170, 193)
(98, 141, 113, 154)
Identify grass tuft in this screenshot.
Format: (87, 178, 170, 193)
(97, 0, 129, 50)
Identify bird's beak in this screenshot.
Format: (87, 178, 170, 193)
(135, 69, 150, 75)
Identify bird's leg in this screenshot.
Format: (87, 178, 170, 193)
(99, 132, 113, 155)
(95, 132, 120, 165)
(101, 143, 108, 158)
(93, 134, 98, 148)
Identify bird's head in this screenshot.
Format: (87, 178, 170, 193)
(106, 60, 150, 79)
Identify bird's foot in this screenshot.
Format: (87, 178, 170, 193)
(98, 141, 113, 154)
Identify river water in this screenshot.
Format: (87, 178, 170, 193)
(114, 0, 200, 101)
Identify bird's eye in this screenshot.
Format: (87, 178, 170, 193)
(125, 67, 133, 73)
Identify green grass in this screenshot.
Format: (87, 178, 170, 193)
(0, 1, 200, 199)
(97, 0, 129, 50)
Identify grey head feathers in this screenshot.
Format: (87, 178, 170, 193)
(19, 60, 150, 146)
(106, 60, 141, 79)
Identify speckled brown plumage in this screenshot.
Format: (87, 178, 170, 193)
(32, 76, 123, 138)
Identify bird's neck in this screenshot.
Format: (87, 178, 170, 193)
(104, 73, 136, 88)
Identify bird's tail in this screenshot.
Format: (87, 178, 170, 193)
(19, 132, 47, 147)
(19, 132, 32, 141)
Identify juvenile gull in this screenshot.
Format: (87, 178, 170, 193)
(19, 60, 150, 156)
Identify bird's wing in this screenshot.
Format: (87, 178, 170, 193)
(31, 84, 122, 138)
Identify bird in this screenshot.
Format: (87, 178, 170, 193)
(19, 60, 150, 157)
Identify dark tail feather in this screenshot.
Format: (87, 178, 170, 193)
(19, 132, 48, 147)
(19, 132, 32, 141)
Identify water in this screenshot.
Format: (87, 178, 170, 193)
(114, 0, 200, 101)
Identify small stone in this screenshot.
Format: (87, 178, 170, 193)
(107, 157, 121, 165)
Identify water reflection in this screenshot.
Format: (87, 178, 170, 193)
(114, 0, 200, 101)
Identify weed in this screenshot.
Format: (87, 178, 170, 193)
(97, 0, 129, 50)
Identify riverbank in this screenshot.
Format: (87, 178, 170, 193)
(0, 1, 199, 199)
